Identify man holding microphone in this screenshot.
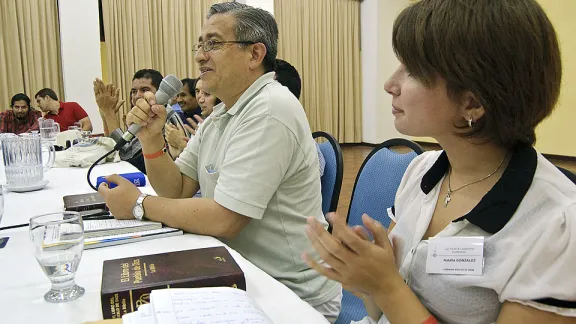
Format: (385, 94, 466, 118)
(97, 2, 341, 322)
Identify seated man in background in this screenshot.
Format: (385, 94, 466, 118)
(94, 69, 164, 174)
(35, 88, 92, 131)
(0, 93, 42, 134)
(275, 58, 325, 177)
(98, 3, 341, 321)
(166, 77, 221, 159)
(174, 78, 202, 126)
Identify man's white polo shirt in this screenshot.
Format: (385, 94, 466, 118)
(175, 72, 341, 306)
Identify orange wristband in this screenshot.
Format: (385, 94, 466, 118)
(422, 315, 438, 324)
(143, 147, 166, 159)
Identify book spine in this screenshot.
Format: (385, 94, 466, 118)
(101, 289, 135, 319)
(102, 285, 166, 319)
(65, 202, 107, 212)
(101, 273, 246, 318)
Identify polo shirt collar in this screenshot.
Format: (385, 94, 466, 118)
(420, 144, 537, 234)
(46, 102, 64, 116)
(225, 72, 276, 116)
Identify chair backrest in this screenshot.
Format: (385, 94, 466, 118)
(557, 166, 576, 185)
(346, 138, 424, 229)
(312, 132, 344, 221)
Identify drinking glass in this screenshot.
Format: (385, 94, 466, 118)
(0, 185, 4, 224)
(29, 212, 85, 302)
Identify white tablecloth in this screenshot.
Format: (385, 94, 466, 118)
(0, 232, 328, 324)
(0, 158, 328, 323)
(0, 160, 155, 227)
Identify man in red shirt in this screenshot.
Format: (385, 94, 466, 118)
(35, 88, 93, 131)
(0, 93, 42, 134)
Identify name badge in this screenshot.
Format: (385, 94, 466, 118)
(426, 236, 484, 275)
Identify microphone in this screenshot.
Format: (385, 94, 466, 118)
(165, 104, 192, 137)
(114, 75, 183, 150)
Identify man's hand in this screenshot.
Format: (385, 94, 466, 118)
(98, 174, 142, 220)
(125, 91, 167, 142)
(165, 123, 189, 150)
(93, 78, 124, 117)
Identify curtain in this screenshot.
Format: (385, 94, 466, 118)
(275, 0, 362, 143)
(101, 0, 221, 126)
(0, 0, 63, 111)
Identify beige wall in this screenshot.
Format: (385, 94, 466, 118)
(533, 0, 576, 156)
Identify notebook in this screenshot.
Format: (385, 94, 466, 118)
(122, 287, 272, 324)
(84, 227, 183, 249)
(83, 219, 163, 238)
(43, 219, 182, 250)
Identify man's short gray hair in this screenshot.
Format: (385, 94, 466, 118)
(208, 2, 278, 72)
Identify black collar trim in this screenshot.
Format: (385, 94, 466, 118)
(420, 144, 537, 234)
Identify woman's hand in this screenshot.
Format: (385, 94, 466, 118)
(165, 123, 188, 150)
(303, 213, 403, 297)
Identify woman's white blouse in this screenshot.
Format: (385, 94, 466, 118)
(353, 146, 576, 324)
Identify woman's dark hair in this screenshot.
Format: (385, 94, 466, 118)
(393, 0, 562, 147)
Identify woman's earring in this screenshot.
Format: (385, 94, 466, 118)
(467, 118, 473, 128)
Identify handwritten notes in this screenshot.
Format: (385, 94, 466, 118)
(123, 304, 155, 324)
(151, 287, 273, 324)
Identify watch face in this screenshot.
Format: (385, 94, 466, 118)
(133, 205, 144, 219)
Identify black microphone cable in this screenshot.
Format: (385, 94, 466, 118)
(86, 139, 128, 191)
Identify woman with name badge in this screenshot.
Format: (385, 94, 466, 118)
(303, 1, 576, 323)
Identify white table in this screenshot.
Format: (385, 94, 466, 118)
(0, 160, 155, 227)
(0, 161, 328, 324)
(0, 232, 328, 324)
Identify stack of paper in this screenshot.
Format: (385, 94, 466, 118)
(83, 219, 163, 238)
(84, 227, 182, 249)
(123, 287, 273, 324)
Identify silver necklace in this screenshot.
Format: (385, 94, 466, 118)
(444, 154, 508, 207)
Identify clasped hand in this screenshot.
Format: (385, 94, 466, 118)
(93, 78, 124, 116)
(125, 91, 168, 141)
(303, 213, 403, 298)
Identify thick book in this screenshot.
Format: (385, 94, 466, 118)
(63, 192, 107, 211)
(100, 246, 246, 319)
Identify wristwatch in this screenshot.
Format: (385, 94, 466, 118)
(132, 193, 149, 220)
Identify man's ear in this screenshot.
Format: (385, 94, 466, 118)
(459, 91, 485, 123)
(248, 43, 267, 71)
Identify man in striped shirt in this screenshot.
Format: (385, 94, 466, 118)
(0, 93, 41, 134)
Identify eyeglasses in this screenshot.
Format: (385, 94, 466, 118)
(193, 40, 256, 53)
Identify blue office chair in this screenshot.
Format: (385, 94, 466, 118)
(557, 166, 576, 185)
(313, 131, 344, 232)
(335, 138, 424, 324)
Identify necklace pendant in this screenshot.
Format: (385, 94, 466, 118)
(444, 190, 452, 208)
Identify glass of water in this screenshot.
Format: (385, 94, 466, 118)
(0, 185, 3, 224)
(29, 212, 85, 302)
